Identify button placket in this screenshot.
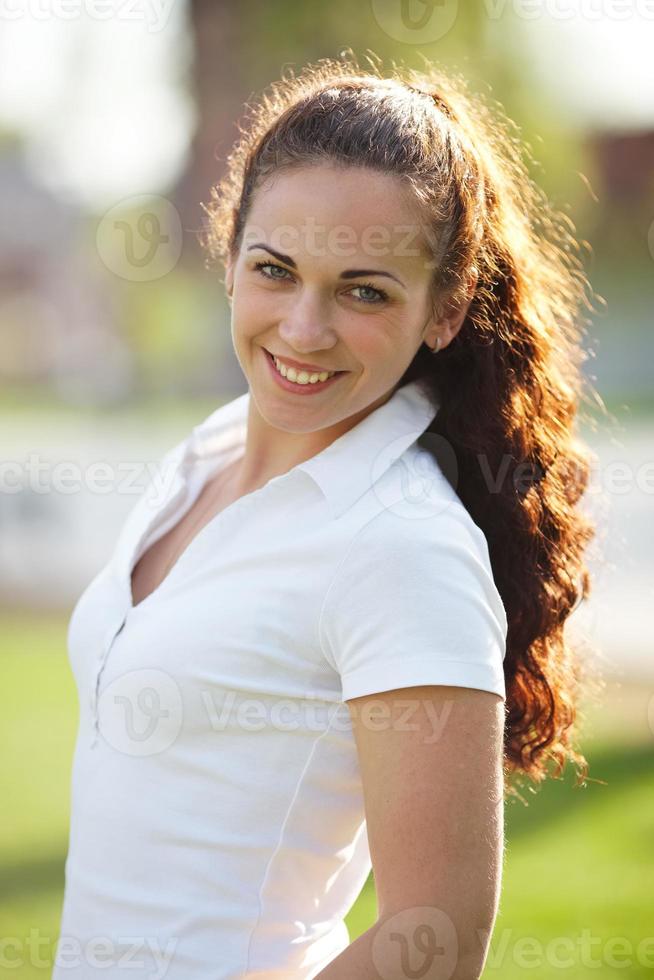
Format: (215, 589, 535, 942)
(87, 444, 198, 749)
(90, 615, 127, 748)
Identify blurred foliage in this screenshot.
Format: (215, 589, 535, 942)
(1, 1, 652, 408)
(120, 267, 228, 396)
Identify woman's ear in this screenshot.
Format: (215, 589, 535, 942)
(425, 268, 478, 351)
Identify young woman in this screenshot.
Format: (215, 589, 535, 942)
(54, 54, 601, 980)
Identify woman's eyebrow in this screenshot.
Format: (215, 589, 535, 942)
(246, 242, 407, 289)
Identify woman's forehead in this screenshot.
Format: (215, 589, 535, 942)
(250, 163, 419, 220)
(243, 167, 431, 274)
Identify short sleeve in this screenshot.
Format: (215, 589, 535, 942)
(318, 508, 508, 702)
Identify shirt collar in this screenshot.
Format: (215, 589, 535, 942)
(186, 378, 439, 520)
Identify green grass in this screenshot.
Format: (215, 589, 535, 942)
(2, 610, 653, 978)
(486, 743, 654, 977)
(1, 613, 79, 978)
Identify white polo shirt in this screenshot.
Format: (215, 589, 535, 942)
(53, 378, 507, 980)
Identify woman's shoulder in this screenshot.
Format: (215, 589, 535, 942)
(360, 438, 493, 563)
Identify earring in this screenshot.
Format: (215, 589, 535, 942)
(429, 336, 441, 354)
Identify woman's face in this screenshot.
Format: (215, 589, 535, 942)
(225, 163, 458, 433)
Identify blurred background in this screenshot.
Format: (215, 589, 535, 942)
(1, 2, 652, 977)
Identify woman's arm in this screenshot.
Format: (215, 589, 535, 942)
(315, 684, 506, 980)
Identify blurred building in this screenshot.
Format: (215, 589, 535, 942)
(0, 145, 135, 405)
(591, 128, 654, 205)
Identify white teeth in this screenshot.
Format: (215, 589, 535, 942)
(273, 355, 336, 385)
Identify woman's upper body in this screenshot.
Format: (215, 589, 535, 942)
(53, 50, 599, 980)
(53, 378, 507, 979)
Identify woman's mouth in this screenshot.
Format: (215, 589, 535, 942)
(262, 348, 347, 395)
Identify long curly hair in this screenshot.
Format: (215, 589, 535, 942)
(199, 50, 608, 801)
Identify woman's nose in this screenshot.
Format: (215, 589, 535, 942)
(277, 292, 338, 351)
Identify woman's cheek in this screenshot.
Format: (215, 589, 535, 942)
(341, 318, 398, 363)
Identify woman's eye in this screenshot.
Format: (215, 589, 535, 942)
(254, 261, 291, 281)
(253, 261, 388, 306)
(349, 284, 388, 305)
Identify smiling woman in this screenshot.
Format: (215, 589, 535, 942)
(223, 157, 451, 424)
(53, 50, 605, 980)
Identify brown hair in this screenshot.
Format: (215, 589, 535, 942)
(199, 51, 608, 801)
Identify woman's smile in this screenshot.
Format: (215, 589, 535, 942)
(262, 345, 348, 395)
